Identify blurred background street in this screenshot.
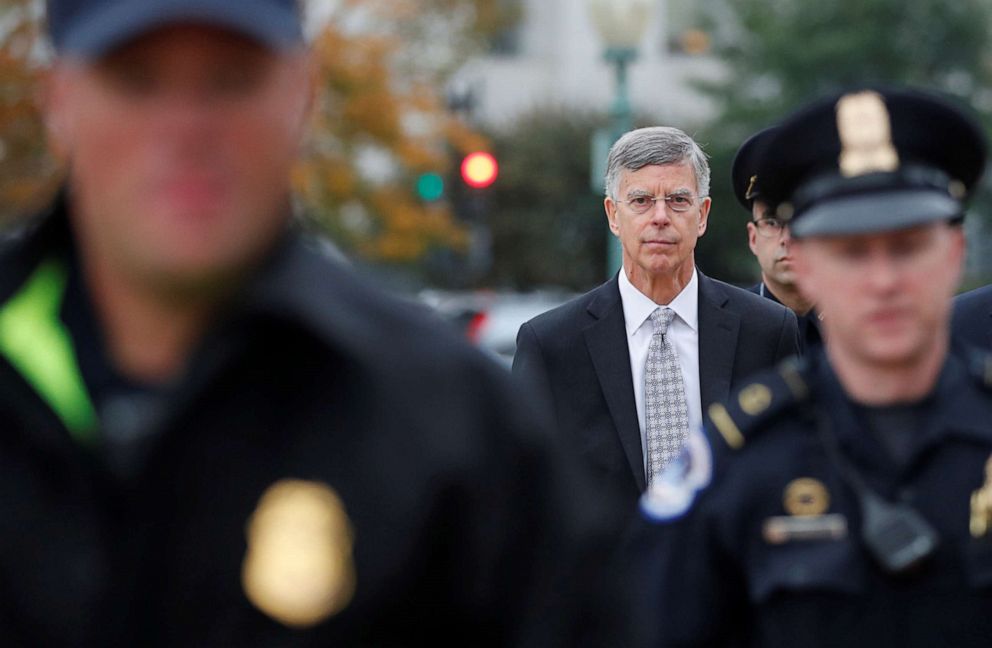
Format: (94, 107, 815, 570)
(3, 0, 992, 363)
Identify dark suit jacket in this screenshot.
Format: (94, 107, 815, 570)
(513, 271, 800, 503)
(952, 284, 992, 352)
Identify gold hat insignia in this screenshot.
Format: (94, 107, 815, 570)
(783, 478, 830, 517)
(971, 455, 992, 538)
(836, 90, 900, 177)
(744, 174, 759, 200)
(242, 479, 356, 628)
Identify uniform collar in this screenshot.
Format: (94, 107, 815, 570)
(618, 266, 699, 338)
(813, 351, 992, 467)
(0, 191, 363, 359)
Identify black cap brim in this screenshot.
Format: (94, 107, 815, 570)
(790, 188, 962, 238)
(57, 0, 303, 57)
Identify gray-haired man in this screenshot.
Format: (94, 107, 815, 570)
(513, 126, 799, 505)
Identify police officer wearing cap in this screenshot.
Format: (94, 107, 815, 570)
(733, 126, 822, 353)
(0, 0, 631, 644)
(636, 87, 992, 647)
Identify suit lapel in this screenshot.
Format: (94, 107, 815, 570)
(697, 273, 740, 409)
(583, 278, 646, 492)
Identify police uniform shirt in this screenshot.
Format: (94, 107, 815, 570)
(637, 350, 992, 647)
(618, 266, 702, 469)
(0, 196, 634, 646)
(852, 397, 931, 468)
(61, 248, 171, 479)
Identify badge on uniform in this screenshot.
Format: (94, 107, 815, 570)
(970, 455, 992, 538)
(762, 477, 848, 544)
(640, 426, 712, 522)
(242, 479, 356, 628)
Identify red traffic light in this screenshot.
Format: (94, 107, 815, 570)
(460, 151, 499, 189)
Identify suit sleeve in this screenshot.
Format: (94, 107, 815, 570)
(512, 321, 557, 429)
(773, 307, 801, 362)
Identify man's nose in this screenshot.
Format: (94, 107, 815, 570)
(779, 226, 792, 245)
(648, 200, 672, 225)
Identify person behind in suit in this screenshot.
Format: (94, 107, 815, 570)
(0, 0, 632, 644)
(513, 126, 799, 505)
(733, 126, 822, 352)
(953, 284, 992, 351)
(638, 86, 992, 648)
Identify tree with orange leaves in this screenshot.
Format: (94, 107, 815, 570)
(297, 0, 518, 266)
(0, 0, 58, 221)
(0, 0, 515, 266)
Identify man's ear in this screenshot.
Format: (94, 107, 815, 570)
(696, 196, 711, 237)
(284, 51, 316, 150)
(42, 65, 72, 163)
(746, 221, 759, 254)
(605, 197, 620, 236)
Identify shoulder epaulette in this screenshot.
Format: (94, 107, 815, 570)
(706, 356, 810, 450)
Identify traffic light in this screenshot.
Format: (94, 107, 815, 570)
(415, 172, 445, 202)
(460, 151, 498, 189)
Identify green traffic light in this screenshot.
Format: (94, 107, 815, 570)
(416, 172, 445, 201)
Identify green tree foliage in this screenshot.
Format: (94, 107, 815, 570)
(480, 110, 609, 290)
(692, 0, 992, 283)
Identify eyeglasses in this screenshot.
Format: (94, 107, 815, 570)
(618, 192, 705, 215)
(753, 217, 787, 237)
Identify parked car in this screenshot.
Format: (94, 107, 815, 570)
(419, 289, 577, 367)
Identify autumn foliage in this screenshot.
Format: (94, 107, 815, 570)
(0, 0, 59, 220)
(0, 0, 511, 264)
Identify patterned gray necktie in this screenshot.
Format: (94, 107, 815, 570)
(644, 307, 689, 486)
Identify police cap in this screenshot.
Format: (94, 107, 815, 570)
(47, 0, 304, 57)
(757, 87, 987, 238)
(731, 126, 779, 212)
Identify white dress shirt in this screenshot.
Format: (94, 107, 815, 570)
(618, 268, 702, 472)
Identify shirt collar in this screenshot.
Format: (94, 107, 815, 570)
(618, 266, 699, 337)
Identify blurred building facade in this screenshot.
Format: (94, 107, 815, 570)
(448, 0, 727, 128)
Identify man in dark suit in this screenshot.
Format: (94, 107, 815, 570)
(514, 126, 799, 503)
(732, 126, 822, 352)
(953, 285, 992, 351)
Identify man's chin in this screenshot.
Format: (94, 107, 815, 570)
(131, 251, 254, 298)
(772, 266, 796, 285)
(858, 335, 927, 367)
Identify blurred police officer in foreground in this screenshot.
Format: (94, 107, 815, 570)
(0, 0, 629, 644)
(637, 87, 992, 647)
(732, 126, 822, 353)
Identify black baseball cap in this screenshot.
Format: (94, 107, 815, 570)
(757, 86, 987, 238)
(730, 126, 778, 212)
(47, 0, 304, 57)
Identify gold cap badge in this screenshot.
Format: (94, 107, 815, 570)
(783, 478, 830, 517)
(242, 479, 356, 628)
(971, 455, 992, 538)
(836, 91, 900, 177)
(744, 174, 759, 200)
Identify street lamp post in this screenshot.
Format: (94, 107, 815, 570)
(587, 0, 654, 277)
